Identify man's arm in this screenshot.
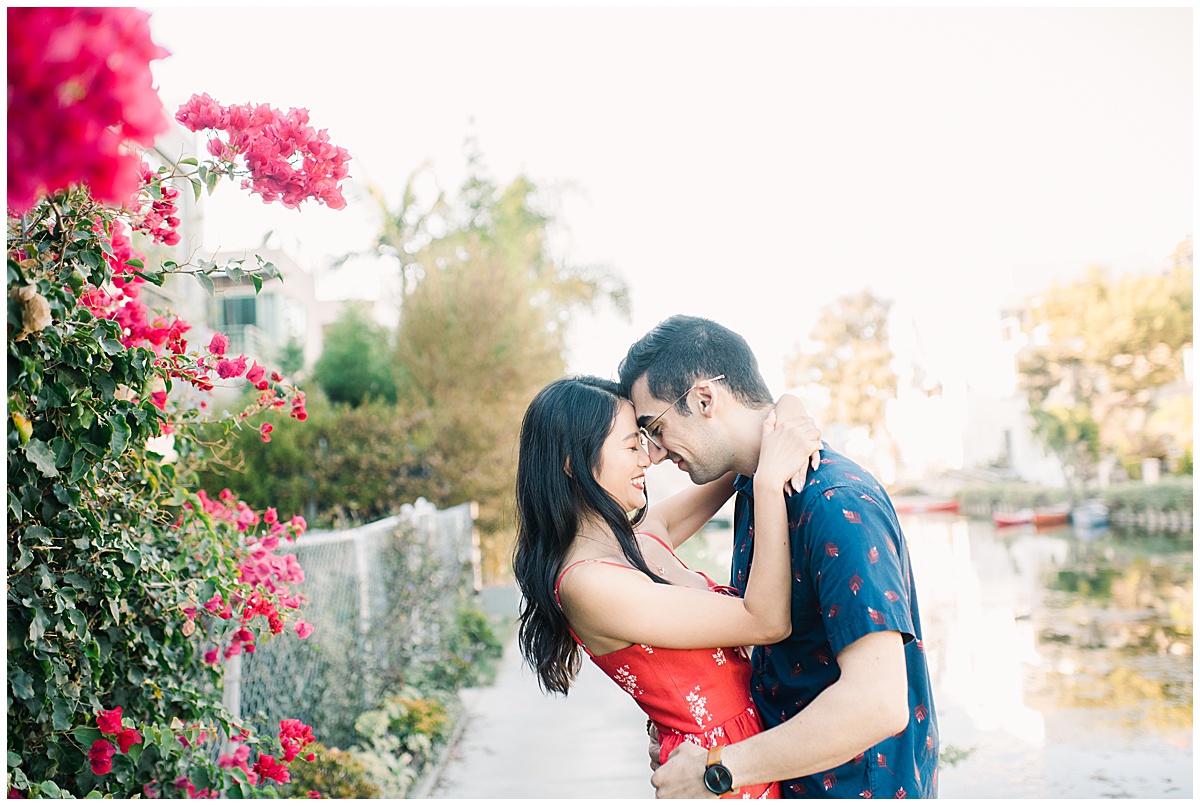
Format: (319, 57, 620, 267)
(650, 630, 909, 798)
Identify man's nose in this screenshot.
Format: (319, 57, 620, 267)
(647, 440, 668, 464)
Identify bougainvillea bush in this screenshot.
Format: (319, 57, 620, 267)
(7, 7, 349, 798)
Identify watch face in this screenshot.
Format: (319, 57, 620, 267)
(703, 763, 734, 795)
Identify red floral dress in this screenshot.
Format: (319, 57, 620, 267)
(555, 533, 781, 799)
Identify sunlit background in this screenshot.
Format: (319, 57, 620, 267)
(146, 6, 1191, 399)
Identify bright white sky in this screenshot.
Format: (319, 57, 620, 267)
(147, 6, 1193, 395)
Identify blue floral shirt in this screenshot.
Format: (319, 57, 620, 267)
(730, 446, 939, 798)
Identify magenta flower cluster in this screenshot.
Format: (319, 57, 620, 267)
(176, 92, 351, 210)
(6, 8, 170, 212)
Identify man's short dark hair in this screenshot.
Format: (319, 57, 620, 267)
(617, 315, 774, 413)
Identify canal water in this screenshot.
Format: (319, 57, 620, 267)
(678, 513, 1193, 798)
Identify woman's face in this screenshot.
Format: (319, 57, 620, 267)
(592, 401, 651, 513)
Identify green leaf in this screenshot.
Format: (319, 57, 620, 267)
(226, 264, 245, 284)
(51, 697, 74, 730)
(125, 258, 145, 270)
(134, 268, 165, 287)
(190, 175, 203, 202)
(109, 414, 131, 454)
(95, 375, 116, 401)
(7, 751, 19, 767)
(10, 669, 33, 700)
(206, 169, 221, 195)
(30, 607, 49, 642)
(24, 439, 60, 478)
(68, 608, 88, 636)
(101, 338, 125, 355)
(196, 272, 215, 298)
(250, 274, 263, 294)
(73, 727, 102, 747)
(178, 157, 198, 167)
(37, 781, 63, 798)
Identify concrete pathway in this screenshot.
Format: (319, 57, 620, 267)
(428, 587, 654, 799)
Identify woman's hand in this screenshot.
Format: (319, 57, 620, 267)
(759, 406, 823, 494)
(767, 394, 823, 493)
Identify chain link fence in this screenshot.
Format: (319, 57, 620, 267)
(221, 500, 481, 749)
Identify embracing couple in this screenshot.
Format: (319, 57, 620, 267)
(513, 315, 939, 799)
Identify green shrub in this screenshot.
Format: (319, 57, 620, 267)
(959, 482, 1070, 511)
(197, 391, 439, 527)
(1103, 477, 1194, 516)
(275, 743, 382, 799)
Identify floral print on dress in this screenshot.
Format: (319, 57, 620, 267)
(613, 665, 643, 697)
(686, 685, 714, 728)
(712, 647, 728, 666)
(640, 644, 655, 654)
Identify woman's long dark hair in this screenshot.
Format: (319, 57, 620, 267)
(512, 375, 667, 695)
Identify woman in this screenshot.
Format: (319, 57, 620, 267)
(513, 376, 821, 799)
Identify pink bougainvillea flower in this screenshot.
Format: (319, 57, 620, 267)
(263, 507, 278, 524)
(279, 718, 316, 763)
(245, 362, 266, 385)
(96, 707, 123, 735)
(175, 94, 351, 211)
(207, 332, 229, 355)
(216, 355, 248, 379)
(294, 620, 314, 640)
(88, 739, 116, 775)
(252, 753, 290, 785)
(259, 421, 274, 442)
(203, 646, 220, 665)
(116, 726, 143, 754)
(6, 7, 170, 212)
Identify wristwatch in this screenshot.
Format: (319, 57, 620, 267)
(703, 745, 734, 796)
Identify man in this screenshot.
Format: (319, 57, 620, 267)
(617, 315, 938, 799)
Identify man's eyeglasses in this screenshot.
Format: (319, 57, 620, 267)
(638, 375, 725, 451)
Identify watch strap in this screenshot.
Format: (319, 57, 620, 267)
(706, 745, 723, 768)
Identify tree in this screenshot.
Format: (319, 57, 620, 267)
(364, 148, 630, 580)
(312, 303, 398, 406)
(784, 288, 898, 440)
(1018, 245, 1192, 481)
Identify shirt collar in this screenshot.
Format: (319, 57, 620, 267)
(733, 473, 754, 497)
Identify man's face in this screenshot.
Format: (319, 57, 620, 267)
(629, 375, 728, 485)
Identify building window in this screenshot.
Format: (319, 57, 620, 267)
(222, 296, 257, 328)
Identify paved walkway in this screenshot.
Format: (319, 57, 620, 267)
(428, 586, 654, 799)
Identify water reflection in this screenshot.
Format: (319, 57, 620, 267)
(906, 515, 1193, 798)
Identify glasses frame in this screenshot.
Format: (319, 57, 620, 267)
(638, 374, 725, 451)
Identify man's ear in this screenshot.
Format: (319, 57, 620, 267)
(694, 381, 719, 419)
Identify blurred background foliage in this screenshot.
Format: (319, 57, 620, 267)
(200, 151, 630, 581)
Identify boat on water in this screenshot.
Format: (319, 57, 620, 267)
(992, 503, 1072, 528)
(992, 509, 1034, 527)
(1033, 503, 1072, 527)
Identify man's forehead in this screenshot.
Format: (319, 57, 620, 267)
(628, 376, 662, 422)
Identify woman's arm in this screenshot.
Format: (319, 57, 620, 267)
(560, 412, 822, 651)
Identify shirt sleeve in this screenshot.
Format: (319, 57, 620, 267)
(799, 485, 915, 656)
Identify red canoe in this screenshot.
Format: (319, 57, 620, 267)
(992, 504, 1071, 528)
(993, 509, 1033, 527)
